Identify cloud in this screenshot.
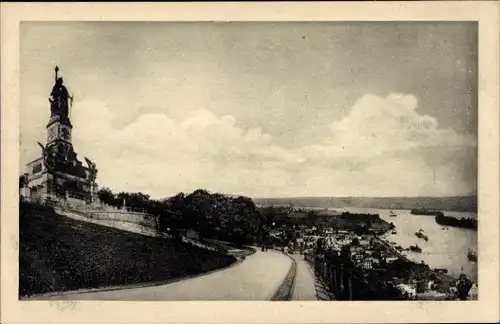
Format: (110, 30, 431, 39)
(294, 93, 477, 197)
(21, 93, 477, 199)
(68, 100, 303, 198)
(326, 93, 472, 156)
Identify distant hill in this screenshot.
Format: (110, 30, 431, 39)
(254, 195, 477, 213)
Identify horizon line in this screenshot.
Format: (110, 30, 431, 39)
(251, 194, 477, 200)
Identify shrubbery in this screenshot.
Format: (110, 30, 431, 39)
(97, 188, 266, 245)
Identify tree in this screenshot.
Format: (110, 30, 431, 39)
(168, 193, 186, 213)
(93, 186, 265, 245)
(97, 187, 116, 206)
(116, 192, 130, 208)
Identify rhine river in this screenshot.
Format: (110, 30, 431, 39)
(335, 207, 478, 282)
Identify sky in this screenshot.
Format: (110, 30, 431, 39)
(20, 22, 478, 199)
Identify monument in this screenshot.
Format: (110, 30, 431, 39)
(21, 66, 99, 205)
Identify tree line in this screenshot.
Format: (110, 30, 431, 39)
(97, 187, 269, 245)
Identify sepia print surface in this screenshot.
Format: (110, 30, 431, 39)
(2, 2, 499, 324)
(18, 21, 478, 302)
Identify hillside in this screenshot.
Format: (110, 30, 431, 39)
(19, 202, 236, 297)
(254, 195, 477, 213)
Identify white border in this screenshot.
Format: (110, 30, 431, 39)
(2, 2, 499, 324)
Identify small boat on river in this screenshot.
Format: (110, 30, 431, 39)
(389, 211, 397, 217)
(467, 248, 477, 262)
(415, 229, 429, 241)
(435, 268, 449, 274)
(409, 245, 422, 253)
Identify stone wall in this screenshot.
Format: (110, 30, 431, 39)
(88, 209, 158, 229)
(66, 196, 88, 209)
(47, 201, 224, 254)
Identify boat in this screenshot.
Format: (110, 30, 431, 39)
(415, 229, 429, 241)
(409, 245, 422, 253)
(389, 211, 397, 217)
(391, 229, 397, 234)
(467, 248, 477, 262)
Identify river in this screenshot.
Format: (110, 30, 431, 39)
(334, 207, 478, 282)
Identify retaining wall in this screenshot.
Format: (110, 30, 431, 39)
(89, 210, 158, 229)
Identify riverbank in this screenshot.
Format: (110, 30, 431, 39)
(376, 236, 457, 282)
(340, 207, 477, 281)
(376, 233, 477, 300)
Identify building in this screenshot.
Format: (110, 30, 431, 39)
(20, 66, 98, 206)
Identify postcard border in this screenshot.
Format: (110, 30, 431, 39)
(2, 2, 499, 324)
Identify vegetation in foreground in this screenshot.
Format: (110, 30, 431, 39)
(19, 201, 236, 297)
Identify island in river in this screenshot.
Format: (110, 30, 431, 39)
(435, 214, 477, 230)
(409, 208, 477, 230)
(410, 208, 444, 217)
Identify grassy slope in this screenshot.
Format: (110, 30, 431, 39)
(19, 203, 236, 297)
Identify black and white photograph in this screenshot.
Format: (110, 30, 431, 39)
(17, 20, 480, 302)
(0, 1, 500, 324)
(2, 3, 499, 324)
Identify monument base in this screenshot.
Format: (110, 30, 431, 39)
(23, 157, 97, 208)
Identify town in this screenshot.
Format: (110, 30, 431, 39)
(258, 205, 477, 300)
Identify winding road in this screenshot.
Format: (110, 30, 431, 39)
(35, 250, 293, 301)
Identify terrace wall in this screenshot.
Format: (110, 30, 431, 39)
(88, 210, 158, 229)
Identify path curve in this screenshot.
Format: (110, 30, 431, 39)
(36, 250, 292, 301)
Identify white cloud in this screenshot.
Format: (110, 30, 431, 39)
(294, 93, 476, 197)
(67, 100, 302, 197)
(21, 93, 476, 198)
(326, 93, 470, 156)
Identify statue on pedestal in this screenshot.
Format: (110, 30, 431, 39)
(49, 66, 73, 121)
(84, 157, 98, 182)
(38, 142, 54, 171)
(39, 141, 77, 172)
